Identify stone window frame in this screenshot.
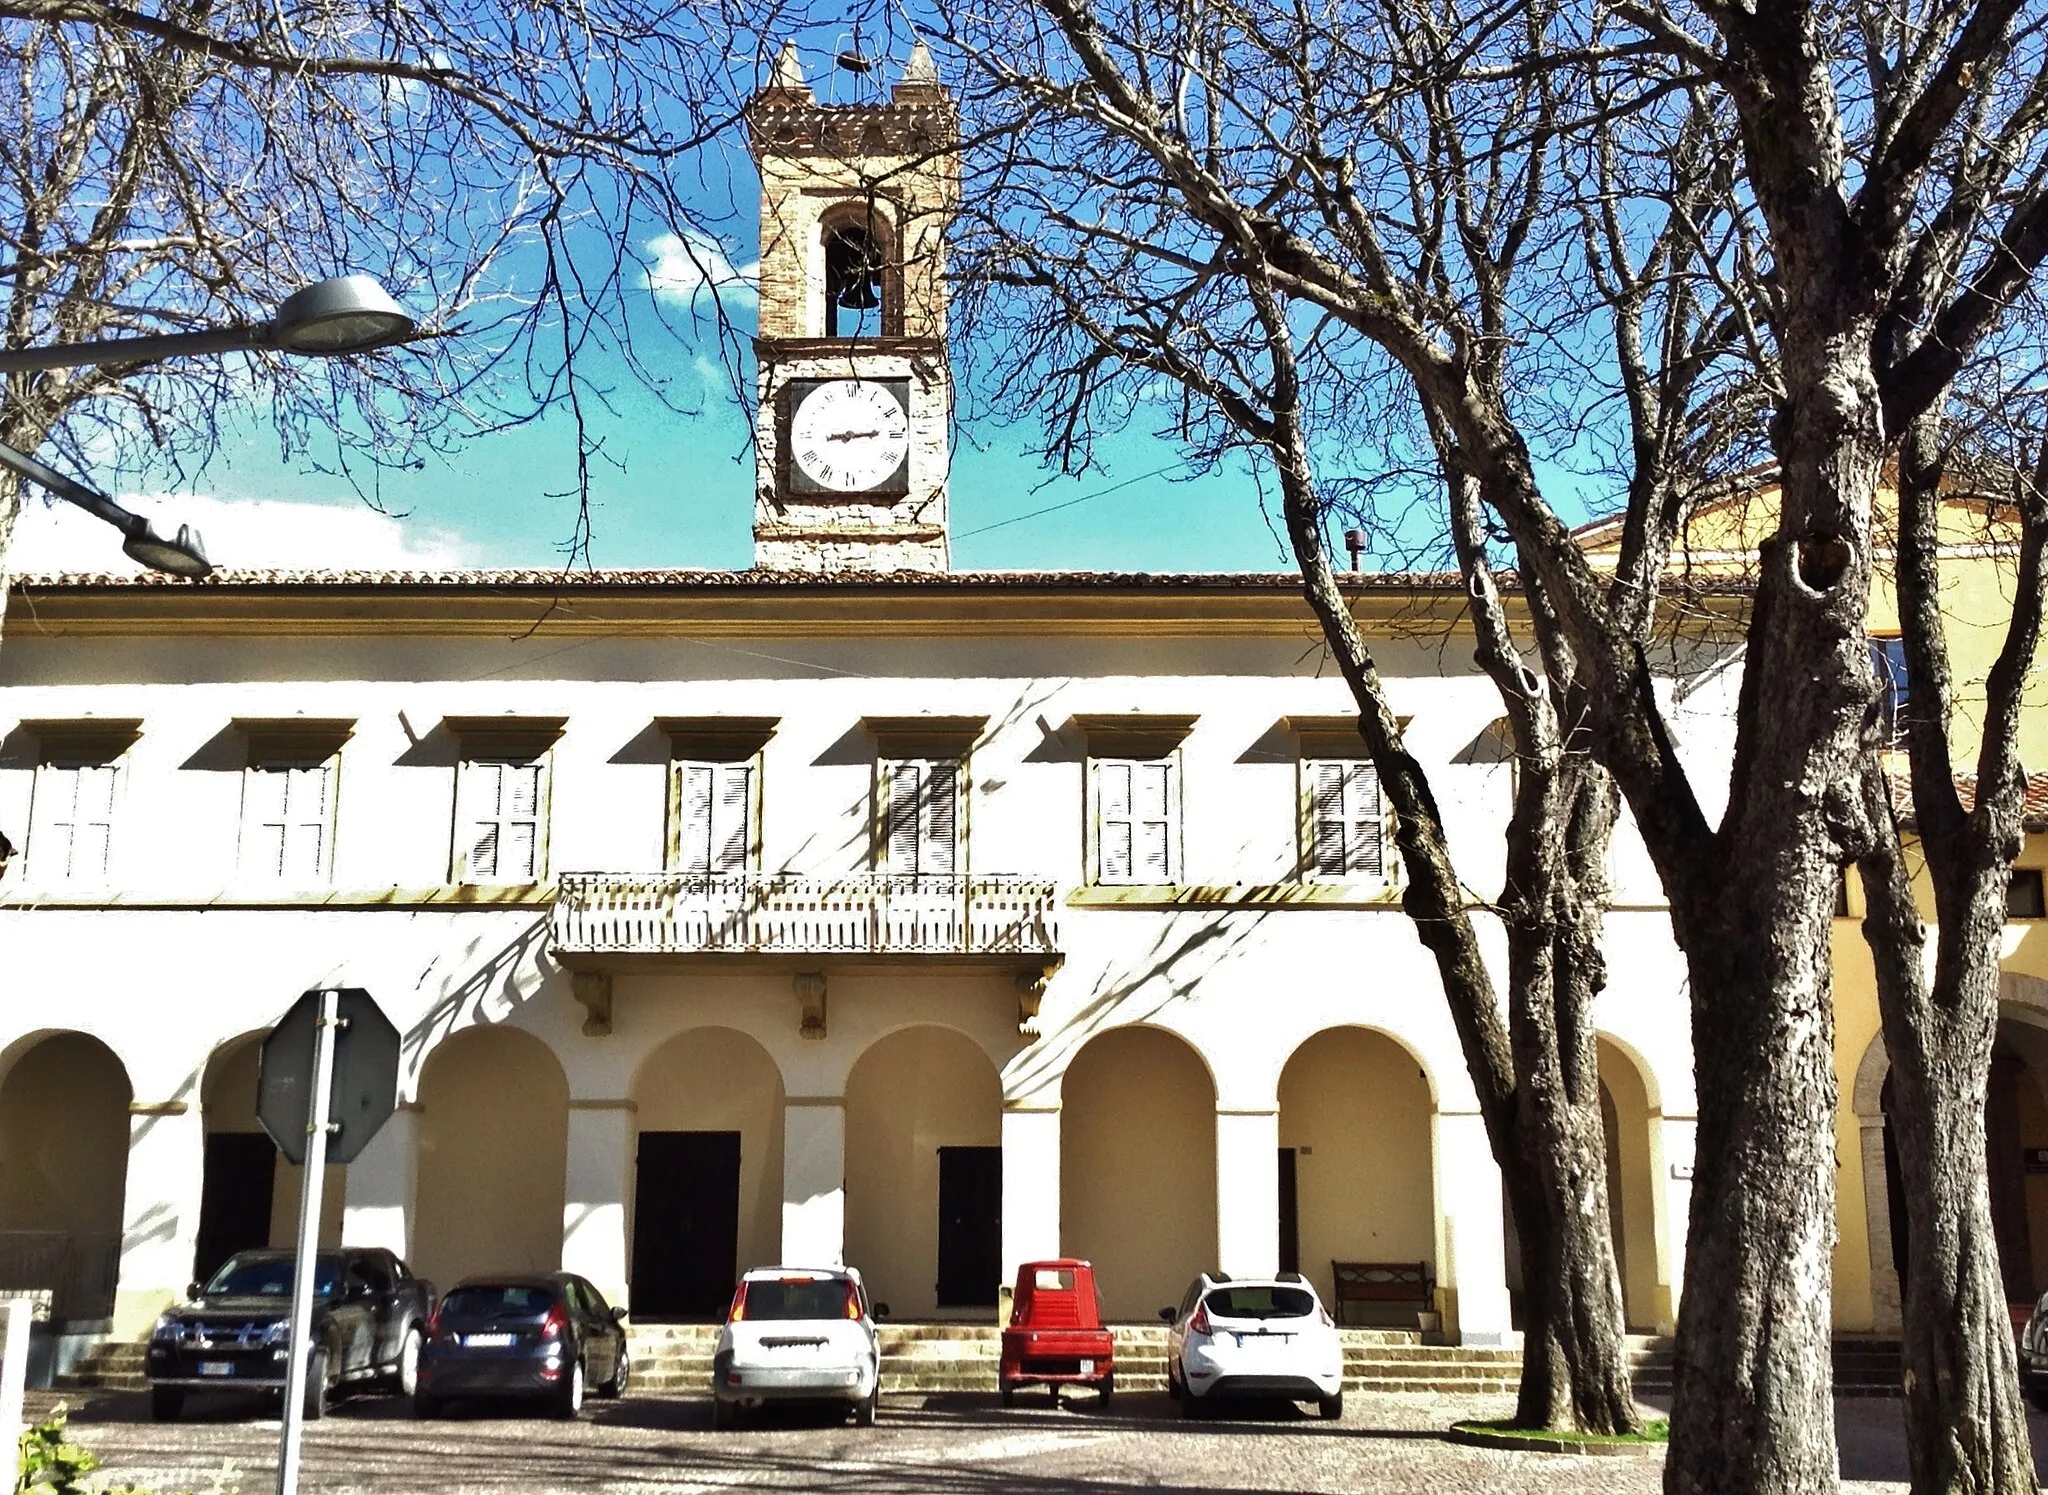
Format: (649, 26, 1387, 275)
(232, 719, 355, 888)
(445, 716, 566, 886)
(863, 716, 985, 878)
(18, 719, 140, 887)
(658, 717, 777, 876)
(1072, 714, 1197, 887)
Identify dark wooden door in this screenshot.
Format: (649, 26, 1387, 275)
(936, 1146, 1002, 1308)
(194, 1132, 277, 1283)
(632, 1131, 742, 1320)
(1278, 1148, 1300, 1276)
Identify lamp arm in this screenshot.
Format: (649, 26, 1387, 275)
(0, 439, 145, 537)
(0, 322, 267, 375)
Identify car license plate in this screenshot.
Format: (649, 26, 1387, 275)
(1079, 1359, 1095, 1375)
(465, 1333, 516, 1348)
(1237, 1333, 1290, 1349)
(197, 1361, 233, 1377)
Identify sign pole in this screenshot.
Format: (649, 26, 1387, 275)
(275, 987, 342, 1495)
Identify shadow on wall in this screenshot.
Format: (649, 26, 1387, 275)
(397, 913, 558, 1099)
(1005, 912, 1268, 1103)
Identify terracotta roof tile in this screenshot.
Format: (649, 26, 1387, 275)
(1887, 768, 2048, 832)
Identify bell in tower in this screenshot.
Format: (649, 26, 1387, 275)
(745, 40, 959, 575)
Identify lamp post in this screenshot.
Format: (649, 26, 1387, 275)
(0, 275, 417, 577)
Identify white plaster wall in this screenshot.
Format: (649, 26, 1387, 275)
(0, 610, 1721, 1334)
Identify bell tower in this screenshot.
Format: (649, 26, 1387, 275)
(746, 41, 958, 574)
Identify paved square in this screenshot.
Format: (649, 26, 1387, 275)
(30, 1387, 2048, 1493)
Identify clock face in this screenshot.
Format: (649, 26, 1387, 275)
(789, 380, 910, 493)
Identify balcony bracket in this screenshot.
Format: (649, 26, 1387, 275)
(571, 969, 614, 1037)
(1016, 966, 1055, 1038)
(795, 970, 828, 1039)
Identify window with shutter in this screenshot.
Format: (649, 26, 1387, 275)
(881, 758, 960, 876)
(31, 761, 117, 883)
(673, 760, 754, 874)
(242, 759, 335, 883)
(1305, 759, 1385, 881)
(1094, 756, 1177, 884)
(461, 757, 547, 883)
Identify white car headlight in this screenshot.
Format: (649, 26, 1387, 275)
(150, 1313, 179, 1341)
(265, 1321, 292, 1346)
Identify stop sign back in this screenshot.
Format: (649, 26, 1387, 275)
(258, 988, 401, 1165)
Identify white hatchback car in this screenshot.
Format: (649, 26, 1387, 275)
(1161, 1273, 1344, 1419)
(712, 1266, 882, 1428)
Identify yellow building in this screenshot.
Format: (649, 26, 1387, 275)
(1589, 479, 2048, 1332)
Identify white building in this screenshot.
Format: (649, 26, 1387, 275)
(0, 47, 1722, 1358)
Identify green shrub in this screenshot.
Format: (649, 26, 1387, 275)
(16, 1407, 218, 1495)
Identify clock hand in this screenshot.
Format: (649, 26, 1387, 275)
(826, 430, 881, 443)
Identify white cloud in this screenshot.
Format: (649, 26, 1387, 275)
(7, 492, 482, 574)
(645, 231, 759, 306)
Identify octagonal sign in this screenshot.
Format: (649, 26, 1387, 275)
(257, 988, 401, 1165)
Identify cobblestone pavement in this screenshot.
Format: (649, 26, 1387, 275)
(28, 1387, 2048, 1494)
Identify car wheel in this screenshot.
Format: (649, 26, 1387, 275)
(149, 1386, 183, 1423)
(854, 1385, 878, 1427)
(413, 1392, 441, 1420)
(598, 1342, 630, 1399)
(303, 1346, 332, 1422)
(554, 1359, 585, 1420)
(392, 1326, 423, 1397)
(1166, 1363, 1183, 1401)
(999, 1381, 1015, 1408)
(1317, 1390, 1344, 1421)
(1097, 1374, 1114, 1410)
(712, 1396, 737, 1431)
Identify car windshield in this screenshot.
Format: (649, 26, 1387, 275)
(1205, 1286, 1316, 1320)
(203, 1255, 340, 1299)
(1033, 1268, 1075, 1291)
(441, 1285, 555, 1319)
(743, 1279, 852, 1321)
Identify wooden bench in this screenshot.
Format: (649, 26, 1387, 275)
(1331, 1260, 1434, 1328)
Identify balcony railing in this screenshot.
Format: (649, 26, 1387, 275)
(553, 872, 1061, 957)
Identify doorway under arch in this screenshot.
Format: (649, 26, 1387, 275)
(412, 1025, 568, 1290)
(1061, 1026, 1216, 1321)
(1596, 1039, 1664, 1332)
(1277, 1026, 1434, 1317)
(0, 1032, 131, 1321)
(845, 1025, 1003, 1318)
(630, 1027, 784, 1320)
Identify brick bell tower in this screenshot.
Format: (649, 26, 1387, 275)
(746, 40, 959, 574)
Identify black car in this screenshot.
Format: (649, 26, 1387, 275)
(145, 1247, 436, 1422)
(415, 1273, 629, 1419)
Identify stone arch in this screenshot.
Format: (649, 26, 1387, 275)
(0, 1032, 132, 1323)
(629, 1026, 785, 1319)
(1060, 1024, 1217, 1320)
(1277, 1025, 1435, 1315)
(818, 198, 902, 337)
(845, 1024, 1003, 1318)
(1595, 1036, 1668, 1332)
(412, 1024, 569, 1290)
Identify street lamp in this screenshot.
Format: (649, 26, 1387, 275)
(0, 275, 416, 577)
(0, 275, 417, 373)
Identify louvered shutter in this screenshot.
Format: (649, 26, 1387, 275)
(465, 761, 504, 879)
(1098, 760, 1135, 882)
(504, 763, 542, 880)
(887, 762, 923, 873)
(679, 764, 716, 873)
(1347, 762, 1385, 878)
(715, 763, 752, 873)
(922, 760, 958, 875)
(1135, 760, 1173, 881)
(1312, 761, 1349, 878)
(43, 763, 116, 881)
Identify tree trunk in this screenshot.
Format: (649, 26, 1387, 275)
(1506, 763, 1638, 1433)
(1850, 409, 2044, 1495)
(1662, 402, 1884, 1491)
(1860, 769, 2036, 1495)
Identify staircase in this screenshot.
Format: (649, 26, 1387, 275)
(627, 1323, 1680, 1398)
(50, 1338, 146, 1392)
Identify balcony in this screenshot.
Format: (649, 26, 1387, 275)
(552, 872, 1062, 958)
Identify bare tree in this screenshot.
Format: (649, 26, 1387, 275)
(0, 0, 747, 606)
(928, 0, 2048, 1487)
(935, 0, 1762, 1436)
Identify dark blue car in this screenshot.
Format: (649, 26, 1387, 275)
(414, 1273, 629, 1419)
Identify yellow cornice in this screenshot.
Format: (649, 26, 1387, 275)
(3, 580, 1754, 640)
